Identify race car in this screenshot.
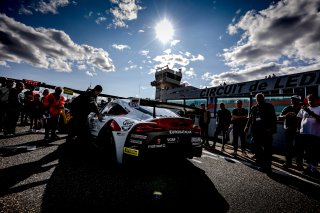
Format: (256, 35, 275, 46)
(87, 98, 202, 165)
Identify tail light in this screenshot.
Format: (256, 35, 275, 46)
(132, 123, 164, 132)
(132, 118, 200, 133)
(192, 125, 201, 133)
(110, 120, 121, 131)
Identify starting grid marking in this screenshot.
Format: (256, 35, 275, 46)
(192, 150, 320, 188)
(202, 150, 241, 163)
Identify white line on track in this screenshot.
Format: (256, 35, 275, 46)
(190, 158, 202, 164)
(200, 150, 320, 187)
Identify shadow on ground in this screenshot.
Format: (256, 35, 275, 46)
(41, 141, 229, 212)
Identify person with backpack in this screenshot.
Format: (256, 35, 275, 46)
(68, 85, 103, 141)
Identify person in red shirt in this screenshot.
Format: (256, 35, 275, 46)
(43, 87, 65, 140)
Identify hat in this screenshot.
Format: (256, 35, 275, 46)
(291, 95, 301, 100)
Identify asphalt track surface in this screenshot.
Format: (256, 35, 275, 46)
(1, 126, 320, 213)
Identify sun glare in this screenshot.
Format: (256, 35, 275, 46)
(155, 19, 174, 44)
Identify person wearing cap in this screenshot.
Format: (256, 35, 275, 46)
(68, 85, 103, 142)
(279, 95, 303, 169)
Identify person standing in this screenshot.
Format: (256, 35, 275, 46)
(3, 81, 25, 136)
(40, 89, 50, 130)
(199, 103, 211, 146)
(43, 87, 65, 140)
(212, 103, 231, 151)
(231, 100, 248, 155)
(22, 86, 35, 126)
(297, 94, 320, 176)
(0, 79, 14, 132)
(279, 95, 303, 169)
(68, 85, 103, 141)
(245, 93, 277, 172)
(30, 94, 43, 131)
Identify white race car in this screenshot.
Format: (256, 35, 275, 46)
(88, 98, 202, 165)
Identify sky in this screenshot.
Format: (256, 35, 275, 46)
(0, 0, 319, 99)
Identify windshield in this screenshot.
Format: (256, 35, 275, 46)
(136, 106, 179, 117)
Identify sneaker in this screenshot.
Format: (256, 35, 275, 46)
(242, 151, 248, 156)
(232, 150, 237, 155)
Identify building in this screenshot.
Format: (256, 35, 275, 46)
(151, 68, 320, 152)
(152, 68, 320, 116)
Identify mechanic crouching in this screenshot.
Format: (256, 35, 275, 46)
(68, 85, 103, 142)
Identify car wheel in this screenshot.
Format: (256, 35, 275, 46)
(98, 128, 117, 164)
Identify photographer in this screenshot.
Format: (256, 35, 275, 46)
(297, 94, 320, 176)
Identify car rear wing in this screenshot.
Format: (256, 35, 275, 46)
(137, 98, 203, 118)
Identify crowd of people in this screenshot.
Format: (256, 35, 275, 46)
(198, 92, 320, 176)
(0, 77, 103, 142)
(1, 76, 320, 176)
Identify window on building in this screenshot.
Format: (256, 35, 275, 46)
(252, 95, 291, 117)
(216, 97, 250, 113)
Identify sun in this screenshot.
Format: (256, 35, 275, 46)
(155, 19, 174, 44)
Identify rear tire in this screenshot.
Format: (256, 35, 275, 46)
(98, 128, 117, 165)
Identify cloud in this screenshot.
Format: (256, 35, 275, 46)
(181, 80, 191, 86)
(181, 67, 196, 79)
(190, 54, 205, 61)
(109, 0, 144, 28)
(153, 53, 190, 69)
(95, 16, 107, 25)
(222, 0, 320, 84)
(139, 50, 149, 56)
(170, 39, 180, 47)
(201, 62, 315, 87)
(163, 49, 171, 55)
(112, 44, 131, 50)
(0, 14, 115, 73)
(18, 5, 33, 15)
(150, 50, 204, 77)
(138, 29, 144, 33)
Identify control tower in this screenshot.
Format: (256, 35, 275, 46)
(150, 65, 184, 101)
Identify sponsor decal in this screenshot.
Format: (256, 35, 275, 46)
(167, 137, 176, 143)
(131, 134, 147, 139)
(122, 120, 135, 131)
(116, 132, 126, 136)
(191, 137, 202, 145)
(148, 144, 166, 148)
(169, 130, 192, 134)
(124, 147, 139, 156)
(129, 139, 142, 145)
(129, 98, 140, 108)
(156, 138, 161, 145)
